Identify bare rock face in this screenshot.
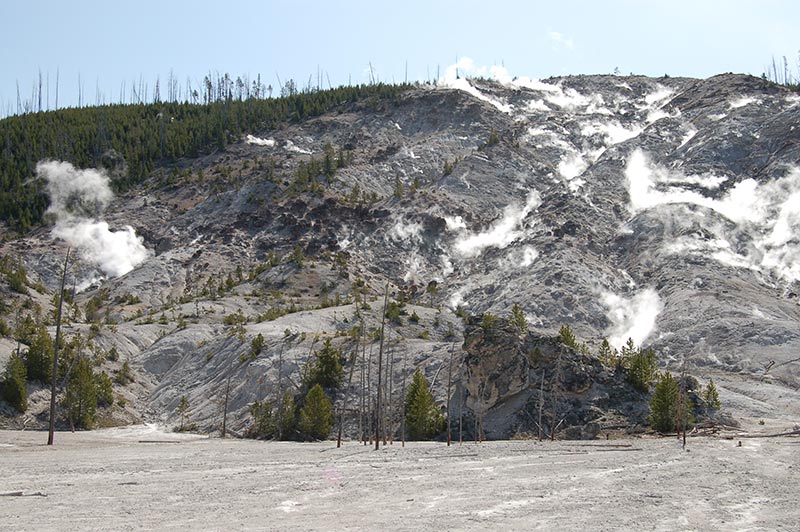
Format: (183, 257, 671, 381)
(461, 317, 648, 439)
(463, 318, 530, 414)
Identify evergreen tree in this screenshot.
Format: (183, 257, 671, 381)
(404, 368, 444, 440)
(115, 360, 134, 385)
(248, 399, 275, 438)
(627, 347, 658, 393)
(249, 391, 296, 439)
(2, 352, 28, 412)
(176, 395, 190, 431)
(510, 303, 527, 335)
(597, 338, 617, 367)
(275, 391, 296, 439)
(64, 356, 98, 429)
(305, 338, 344, 391)
(619, 337, 637, 369)
(703, 378, 721, 410)
(299, 384, 332, 440)
(558, 324, 577, 349)
(95, 371, 114, 407)
(24, 324, 54, 384)
(648, 372, 693, 433)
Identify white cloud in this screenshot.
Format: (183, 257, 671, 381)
(454, 191, 541, 258)
(729, 96, 760, 109)
(557, 152, 588, 181)
(388, 220, 424, 244)
(601, 288, 663, 350)
(245, 135, 275, 147)
(580, 120, 642, 145)
(444, 215, 467, 231)
(285, 140, 312, 154)
(547, 30, 575, 50)
(39, 160, 114, 216)
(520, 246, 539, 267)
(52, 220, 151, 278)
(36, 160, 151, 278)
(626, 149, 800, 282)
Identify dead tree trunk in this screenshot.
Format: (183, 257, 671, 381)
(276, 341, 284, 440)
(374, 285, 389, 451)
(538, 371, 545, 442)
(47, 247, 70, 446)
(337, 321, 362, 447)
(400, 356, 408, 447)
(221, 375, 231, 438)
(446, 342, 454, 446)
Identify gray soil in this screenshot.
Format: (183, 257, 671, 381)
(1, 427, 798, 531)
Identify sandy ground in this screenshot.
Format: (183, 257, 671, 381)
(1, 426, 798, 532)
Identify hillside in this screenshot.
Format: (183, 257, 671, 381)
(1, 73, 799, 437)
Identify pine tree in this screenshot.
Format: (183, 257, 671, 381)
(299, 384, 333, 440)
(248, 399, 275, 438)
(404, 368, 444, 440)
(558, 324, 577, 349)
(276, 391, 296, 439)
(177, 395, 190, 431)
(648, 372, 693, 433)
(24, 324, 54, 384)
(703, 378, 721, 410)
(2, 352, 28, 412)
(620, 337, 637, 369)
(95, 371, 114, 407)
(627, 347, 658, 393)
(597, 338, 617, 367)
(305, 338, 344, 391)
(510, 303, 527, 335)
(64, 356, 98, 429)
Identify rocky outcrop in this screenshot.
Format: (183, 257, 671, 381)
(461, 317, 649, 439)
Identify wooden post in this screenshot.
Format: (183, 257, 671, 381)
(374, 284, 389, 451)
(47, 247, 70, 446)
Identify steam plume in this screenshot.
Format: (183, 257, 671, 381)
(37, 160, 151, 278)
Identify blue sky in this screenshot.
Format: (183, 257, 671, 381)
(1, 0, 798, 114)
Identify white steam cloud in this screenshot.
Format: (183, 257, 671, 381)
(625, 149, 800, 282)
(453, 191, 541, 258)
(601, 288, 663, 350)
(439, 58, 513, 114)
(37, 160, 151, 278)
(245, 135, 276, 146)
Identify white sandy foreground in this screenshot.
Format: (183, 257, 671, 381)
(1, 426, 798, 532)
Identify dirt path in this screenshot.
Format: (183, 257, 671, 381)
(1, 427, 798, 531)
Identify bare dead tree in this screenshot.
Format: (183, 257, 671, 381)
(276, 340, 285, 440)
(387, 336, 395, 444)
(337, 319, 362, 447)
(400, 355, 408, 447)
(47, 247, 70, 446)
(365, 342, 374, 445)
(221, 374, 231, 438)
(446, 342, 454, 446)
(374, 284, 389, 450)
(538, 371, 545, 442)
